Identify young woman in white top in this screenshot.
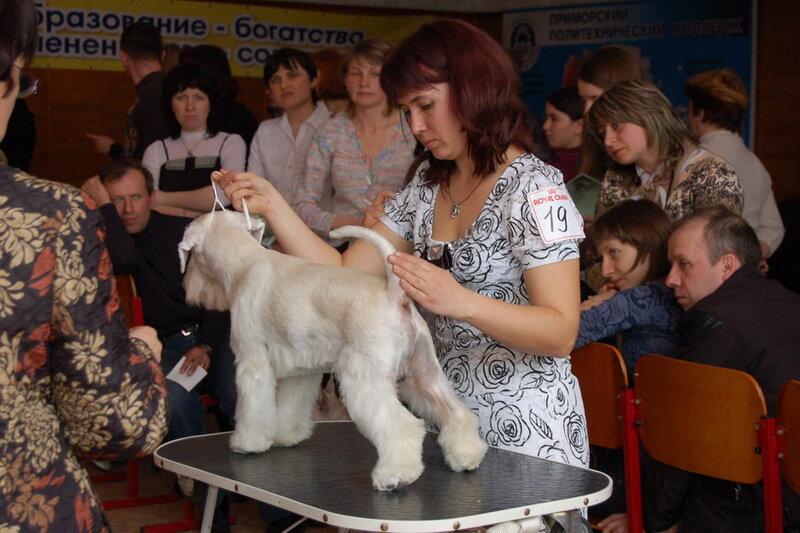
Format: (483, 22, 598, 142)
(247, 48, 330, 202)
(142, 63, 245, 218)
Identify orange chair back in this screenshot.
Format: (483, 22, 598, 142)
(571, 342, 628, 449)
(634, 354, 767, 484)
(779, 379, 800, 494)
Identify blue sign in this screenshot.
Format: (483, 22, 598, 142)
(504, 0, 755, 144)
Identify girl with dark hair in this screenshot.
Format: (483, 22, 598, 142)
(142, 62, 246, 218)
(179, 44, 259, 148)
(218, 19, 587, 467)
(248, 48, 331, 203)
(543, 85, 584, 182)
(576, 199, 682, 372)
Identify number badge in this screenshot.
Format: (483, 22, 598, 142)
(527, 187, 584, 243)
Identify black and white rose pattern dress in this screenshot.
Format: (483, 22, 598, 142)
(381, 153, 589, 468)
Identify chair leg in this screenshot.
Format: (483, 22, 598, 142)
(758, 416, 784, 533)
(100, 459, 179, 511)
(620, 387, 643, 533)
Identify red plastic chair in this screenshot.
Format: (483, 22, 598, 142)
(634, 354, 784, 533)
(570, 342, 642, 533)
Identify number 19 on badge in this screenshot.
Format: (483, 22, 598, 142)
(527, 187, 585, 244)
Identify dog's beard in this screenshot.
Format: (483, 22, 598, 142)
(184, 257, 229, 311)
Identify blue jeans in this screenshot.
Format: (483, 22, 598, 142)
(161, 332, 237, 442)
(161, 331, 237, 511)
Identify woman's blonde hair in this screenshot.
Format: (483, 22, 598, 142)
(585, 80, 695, 179)
(340, 38, 393, 117)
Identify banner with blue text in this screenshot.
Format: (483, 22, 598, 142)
(32, 0, 433, 78)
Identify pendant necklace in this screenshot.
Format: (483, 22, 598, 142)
(444, 179, 483, 219)
(180, 134, 205, 157)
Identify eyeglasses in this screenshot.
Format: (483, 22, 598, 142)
(14, 65, 40, 99)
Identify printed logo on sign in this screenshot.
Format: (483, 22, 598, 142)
(527, 186, 584, 244)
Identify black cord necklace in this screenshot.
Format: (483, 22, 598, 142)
(444, 179, 483, 219)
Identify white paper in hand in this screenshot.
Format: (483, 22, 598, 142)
(166, 356, 207, 392)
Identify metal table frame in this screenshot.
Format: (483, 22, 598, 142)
(154, 421, 611, 533)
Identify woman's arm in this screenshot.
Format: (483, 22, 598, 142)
(154, 185, 216, 214)
(51, 202, 167, 459)
(141, 140, 163, 191)
(292, 130, 344, 233)
(388, 253, 581, 356)
(221, 134, 246, 173)
(218, 170, 411, 275)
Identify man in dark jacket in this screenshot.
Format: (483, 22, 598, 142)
(643, 207, 800, 532)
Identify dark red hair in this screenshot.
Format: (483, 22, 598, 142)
(381, 19, 534, 184)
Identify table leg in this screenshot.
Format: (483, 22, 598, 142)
(200, 486, 219, 533)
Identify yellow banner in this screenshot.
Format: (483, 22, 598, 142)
(31, 0, 433, 77)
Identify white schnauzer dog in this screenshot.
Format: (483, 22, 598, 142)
(178, 211, 487, 490)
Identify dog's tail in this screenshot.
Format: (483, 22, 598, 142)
(329, 225, 403, 298)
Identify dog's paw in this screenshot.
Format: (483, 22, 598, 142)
(229, 430, 273, 454)
(440, 435, 488, 472)
(371, 458, 424, 491)
(273, 422, 314, 447)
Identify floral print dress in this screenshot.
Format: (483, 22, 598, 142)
(0, 167, 167, 532)
(382, 154, 589, 468)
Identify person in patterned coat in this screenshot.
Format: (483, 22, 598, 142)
(0, 2, 167, 531)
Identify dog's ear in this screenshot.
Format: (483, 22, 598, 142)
(178, 218, 207, 273)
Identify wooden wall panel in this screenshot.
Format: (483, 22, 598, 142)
(755, 0, 800, 203)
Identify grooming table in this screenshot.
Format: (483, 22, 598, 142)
(154, 421, 611, 533)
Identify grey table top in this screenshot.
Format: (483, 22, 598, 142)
(155, 421, 611, 532)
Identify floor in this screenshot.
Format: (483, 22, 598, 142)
(91, 458, 268, 533)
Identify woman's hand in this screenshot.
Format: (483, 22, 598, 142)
(180, 346, 210, 377)
(212, 169, 280, 217)
(361, 190, 396, 228)
(129, 326, 162, 362)
(597, 513, 628, 533)
(580, 284, 618, 310)
(388, 251, 469, 319)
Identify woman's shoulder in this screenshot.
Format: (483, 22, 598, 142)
(2, 166, 88, 213)
(507, 152, 569, 190)
(320, 112, 352, 131)
(625, 281, 680, 306)
(218, 131, 245, 145)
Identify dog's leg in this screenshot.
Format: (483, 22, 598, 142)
(273, 373, 322, 447)
(229, 340, 277, 454)
(399, 316, 488, 472)
(337, 360, 426, 491)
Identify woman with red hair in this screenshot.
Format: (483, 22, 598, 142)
(220, 19, 587, 467)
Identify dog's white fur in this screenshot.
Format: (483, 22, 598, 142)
(178, 211, 487, 490)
